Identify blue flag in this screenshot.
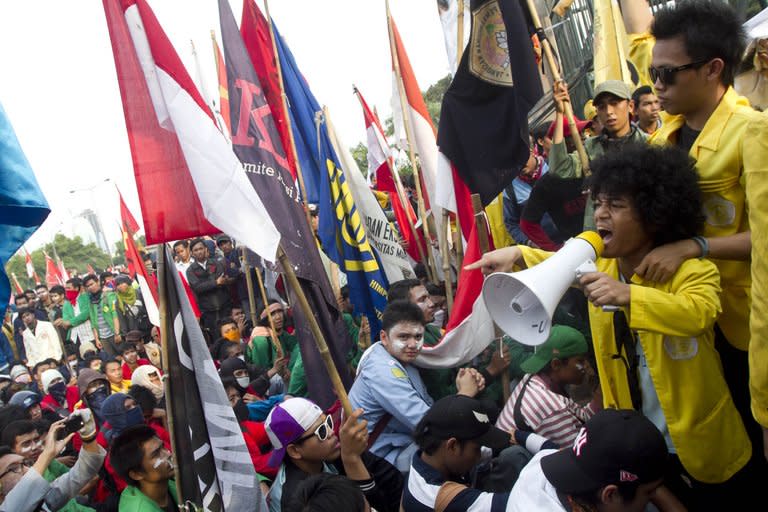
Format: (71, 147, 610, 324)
(0, 102, 50, 319)
(273, 23, 388, 334)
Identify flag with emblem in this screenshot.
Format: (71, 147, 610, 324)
(437, 0, 543, 206)
(219, 0, 352, 409)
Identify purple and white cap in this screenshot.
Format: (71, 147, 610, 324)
(265, 397, 323, 467)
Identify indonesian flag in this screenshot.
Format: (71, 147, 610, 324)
(24, 249, 40, 284)
(355, 86, 425, 263)
(122, 227, 160, 326)
(118, 188, 140, 238)
(11, 273, 23, 295)
(388, 16, 438, 222)
(416, 220, 495, 368)
(103, 0, 280, 262)
(44, 251, 64, 287)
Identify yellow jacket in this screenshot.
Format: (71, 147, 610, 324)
(519, 247, 751, 483)
(649, 87, 766, 351)
(744, 113, 768, 428)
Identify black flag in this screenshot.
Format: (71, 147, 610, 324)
(218, 0, 352, 408)
(438, 0, 543, 205)
(163, 245, 264, 511)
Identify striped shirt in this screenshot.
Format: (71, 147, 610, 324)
(403, 451, 512, 512)
(496, 374, 597, 447)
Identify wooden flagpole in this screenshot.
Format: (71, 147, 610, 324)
(452, 0, 467, 273)
(277, 246, 352, 416)
(352, 86, 429, 270)
(471, 195, 510, 403)
(386, 0, 439, 284)
(440, 210, 454, 314)
(252, 255, 284, 358)
(263, 0, 315, 229)
(523, 0, 590, 174)
(240, 247, 259, 331)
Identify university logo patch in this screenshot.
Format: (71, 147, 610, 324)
(469, 0, 513, 87)
(620, 470, 638, 482)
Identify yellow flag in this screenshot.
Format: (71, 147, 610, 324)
(487, 193, 513, 249)
(593, 0, 635, 87)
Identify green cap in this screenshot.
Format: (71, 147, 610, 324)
(520, 325, 588, 374)
(593, 80, 632, 101)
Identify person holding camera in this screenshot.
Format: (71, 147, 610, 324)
(0, 411, 105, 512)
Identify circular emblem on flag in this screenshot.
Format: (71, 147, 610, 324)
(469, 0, 513, 87)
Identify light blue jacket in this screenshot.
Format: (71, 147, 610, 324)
(348, 342, 433, 465)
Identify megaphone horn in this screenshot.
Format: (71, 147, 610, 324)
(482, 232, 604, 346)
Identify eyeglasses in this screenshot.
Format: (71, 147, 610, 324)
(296, 415, 334, 444)
(648, 60, 710, 86)
(0, 460, 33, 479)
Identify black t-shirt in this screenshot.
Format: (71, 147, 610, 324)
(521, 174, 587, 241)
(677, 123, 702, 153)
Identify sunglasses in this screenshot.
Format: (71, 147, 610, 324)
(648, 59, 710, 86)
(296, 415, 334, 443)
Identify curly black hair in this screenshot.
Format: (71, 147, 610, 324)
(588, 144, 704, 247)
(652, 0, 745, 86)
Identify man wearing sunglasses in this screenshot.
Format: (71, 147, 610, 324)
(639, 0, 768, 478)
(264, 397, 403, 512)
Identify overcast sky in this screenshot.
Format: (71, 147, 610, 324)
(0, 0, 449, 253)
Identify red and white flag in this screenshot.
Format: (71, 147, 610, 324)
(44, 251, 64, 288)
(24, 249, 40, 284)
(103, 0, 280, 262)
(415, 221, 495, 369)
(388, 16, 438, 221)
(355, 86, 425, 264)
(11, 273, 24, 295)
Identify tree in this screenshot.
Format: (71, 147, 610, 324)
(5, 234, 112, 289)
(350, 142, 369, 177)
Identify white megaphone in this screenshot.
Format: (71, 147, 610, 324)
(482, 232, 604, 346)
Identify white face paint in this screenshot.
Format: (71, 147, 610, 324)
(391, 337, 424, 353)
(574, 362, 586, 371)
(152, 456, 173, 470)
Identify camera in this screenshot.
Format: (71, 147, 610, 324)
(56, 415, 84, 440)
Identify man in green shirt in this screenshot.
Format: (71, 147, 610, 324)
(82, 274, 122, 358)
(549, 80, 648, 230)
(110, 425, 177, 512)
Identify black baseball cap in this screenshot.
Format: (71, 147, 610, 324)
(417, 395, 510, 452)
(541, 409, 668, 495)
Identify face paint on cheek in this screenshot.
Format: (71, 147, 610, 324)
(152, 456, 173, 470)
(392, 339, 407, 353)
(415, 338, 424, 350)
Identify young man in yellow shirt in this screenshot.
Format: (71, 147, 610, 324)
(629, 1, 768, 481)
(469, 144, 752, 509)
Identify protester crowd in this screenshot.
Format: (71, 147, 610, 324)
(3, 1, 768, 511)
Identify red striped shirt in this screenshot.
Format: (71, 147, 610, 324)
(496, 374, 597, 447)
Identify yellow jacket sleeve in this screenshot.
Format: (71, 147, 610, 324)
(744, 112, 768, 428)
(629, 260, 722, 338)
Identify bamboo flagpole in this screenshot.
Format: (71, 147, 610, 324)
(252, 256, 284, 358)
(440, 209, 454, 314)
(524, 0, 590, 174)
(352, 85, 429, 271)
(240, 246, 259, 330)
(263, 0, 315, 229)
(277, 246, 353, 416)
(452, 0, 467, 272)
(386, 0, 440, 284)
(471, 194, 510, 403)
